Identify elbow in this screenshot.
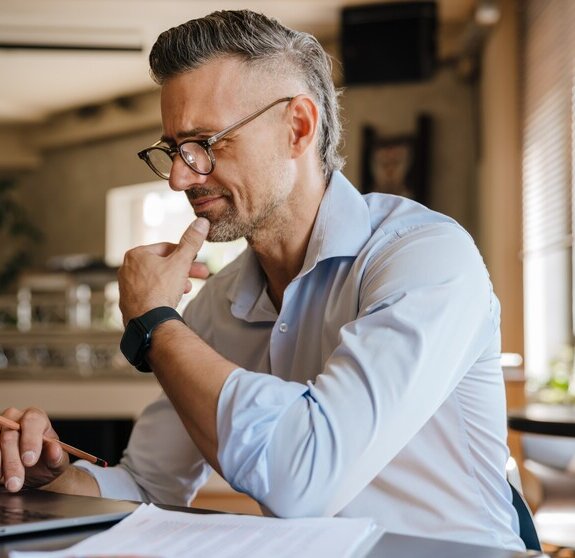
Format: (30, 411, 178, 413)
(219, 383, 345, 517)
(262, 481, 337, 518)
(257, 451, 342, 518)
(223, 438, 341, 518)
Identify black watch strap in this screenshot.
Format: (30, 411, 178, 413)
(137, 306, 184, 333)
(122, 306, 185, 373)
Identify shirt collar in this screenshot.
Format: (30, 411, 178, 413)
(227, 171, 372, 322)
(298, 170, 372, 276)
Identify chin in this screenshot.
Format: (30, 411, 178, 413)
(206, 221, 246, 243)
(199, 206, 249, 242)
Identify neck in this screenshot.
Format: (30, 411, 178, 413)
(249, 168, 329, 312)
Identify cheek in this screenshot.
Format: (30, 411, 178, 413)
(215, 138, 286, 205)
(208, 169, 246, 211)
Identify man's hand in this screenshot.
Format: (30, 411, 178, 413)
(0, 407, 69, 492)
(118, 218, 211, 322)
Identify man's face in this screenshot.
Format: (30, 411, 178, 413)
(160, 57, 295, 242)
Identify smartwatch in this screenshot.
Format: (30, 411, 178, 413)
(120, 306, 185, 372)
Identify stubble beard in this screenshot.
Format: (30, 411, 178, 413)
(203, 203, 250, 242)
(187, 185, 285, 243)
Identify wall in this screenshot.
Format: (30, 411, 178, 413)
(478, 0, 523, 354)
(16, 127, 161, 265)
(341, 67, 478, 237)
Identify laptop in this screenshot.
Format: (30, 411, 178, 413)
(0, 489, 139, 537)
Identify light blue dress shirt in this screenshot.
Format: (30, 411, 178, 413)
(77, 171, 523, 550)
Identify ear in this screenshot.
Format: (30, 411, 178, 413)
(287, 95, 319, 160)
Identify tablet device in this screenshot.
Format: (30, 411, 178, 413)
(0, 489, 139, 537)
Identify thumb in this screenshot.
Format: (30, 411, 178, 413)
(176, 218, 210, 258)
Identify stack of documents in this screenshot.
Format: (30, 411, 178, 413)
(11, 503, 380, 558)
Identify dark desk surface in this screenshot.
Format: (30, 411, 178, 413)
(0, 520, 542, 558)
(508, 403, 575, 437)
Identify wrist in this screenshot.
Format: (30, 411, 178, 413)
(122, 302, 172, 326)
(42, 465, 101, 497)
(121, 307, 185, 372)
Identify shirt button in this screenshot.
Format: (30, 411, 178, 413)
(279, 322, 288, 333)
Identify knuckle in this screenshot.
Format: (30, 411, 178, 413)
(20, 408, 47, 427)
(181, 235, 201, 251)
(122, 248, 137, 264)
(3, 454, 21, 468)
(24, 407, 45, 419)
(2, 458, 24, 480)
(0, 429, 19, 444)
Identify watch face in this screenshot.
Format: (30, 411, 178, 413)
(120, 320, 147, 365)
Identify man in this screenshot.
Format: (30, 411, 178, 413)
(0, 10, 523, 550)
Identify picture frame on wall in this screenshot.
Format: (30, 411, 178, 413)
(360, 114, 432, 206)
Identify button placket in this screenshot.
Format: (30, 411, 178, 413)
(270, 282, 296, 372)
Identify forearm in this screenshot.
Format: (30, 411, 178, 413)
(42, 465, 100, 497)
(148, 320, 236, 474)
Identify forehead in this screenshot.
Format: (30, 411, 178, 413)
(160, 58, 269, 138)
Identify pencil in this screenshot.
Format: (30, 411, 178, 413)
(0, 415, 108, 468)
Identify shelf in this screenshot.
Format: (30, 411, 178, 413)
(0, 328, 145, 381)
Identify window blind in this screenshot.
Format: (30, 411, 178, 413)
(522, 0, 575, 380)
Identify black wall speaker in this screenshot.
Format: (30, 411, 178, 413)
(341, 1, 438, 86)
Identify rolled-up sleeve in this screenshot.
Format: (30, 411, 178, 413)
(217, 224, 497, 517)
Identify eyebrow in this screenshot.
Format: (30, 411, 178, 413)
(160, 127, 215, 144)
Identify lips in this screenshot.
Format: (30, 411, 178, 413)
(191, 195, 222, 207)
(186, 186, 231, 213)
(189, 195, 230, 214)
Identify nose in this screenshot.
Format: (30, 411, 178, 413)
(168, 156, 209, 192)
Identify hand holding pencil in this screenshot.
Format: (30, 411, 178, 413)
(0, 415, 107, 467)
(0, 408, 106, 494)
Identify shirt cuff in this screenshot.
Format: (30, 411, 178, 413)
(73, 461, 146, 501)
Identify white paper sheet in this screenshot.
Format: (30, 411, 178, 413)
(10, 503, 379, 558)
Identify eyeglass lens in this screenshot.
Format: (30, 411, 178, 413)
(148, 143, 213, 178)
(147, 149, 173, 179)
(180, 143, 213, 174)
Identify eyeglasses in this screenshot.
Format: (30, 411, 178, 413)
(138, 97, 293, 179)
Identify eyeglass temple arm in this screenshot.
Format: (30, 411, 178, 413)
(207, 97, 294, 146)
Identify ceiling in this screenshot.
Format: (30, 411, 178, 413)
(0, 0, 477, 124)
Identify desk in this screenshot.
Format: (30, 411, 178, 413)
(508, 403, 575, 437)
(0, 519, 542, 558)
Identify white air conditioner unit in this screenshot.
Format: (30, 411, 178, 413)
(0, 24, 143, 51)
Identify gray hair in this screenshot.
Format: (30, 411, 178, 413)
(149, 10, 343, 179)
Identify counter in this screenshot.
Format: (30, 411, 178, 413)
(1, 379, 162, 418)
